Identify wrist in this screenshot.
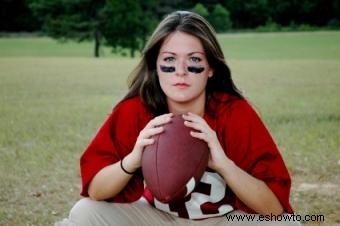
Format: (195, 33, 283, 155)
(122, 153, 140, 173)
(216, 157, 236, 179)
(120, 157, 136, 175)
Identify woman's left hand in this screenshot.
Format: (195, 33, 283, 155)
(182, 112, 229, 172)
(183, 113, 284, 215)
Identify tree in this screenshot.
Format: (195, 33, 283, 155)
(192, 3, 209, 19)
(29, 0, 105, 57)
(101, 0, 158, 57)
(29, 0, 158, 57)
(223, 0, 269, 28)
(0, 0, 41, 32)
(209, 4, 232, 32)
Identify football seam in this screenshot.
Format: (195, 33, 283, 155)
(168, 145, 208, 201)
(154, 132, 162, 200)
(196, 146, 209, 178)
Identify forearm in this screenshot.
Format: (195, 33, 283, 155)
(88, 154, 137, 201)
(219, 159, 284, 215)
(182, 112, 285, 215)
(87, 114, 172, 201)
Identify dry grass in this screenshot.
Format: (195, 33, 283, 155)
(1, 31, 339, 225)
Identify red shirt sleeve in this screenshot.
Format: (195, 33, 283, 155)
(218, 99, 293, 213)
(80, 97, 151, 202)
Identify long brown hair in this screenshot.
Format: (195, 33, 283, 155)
(123, 11, 243, 116)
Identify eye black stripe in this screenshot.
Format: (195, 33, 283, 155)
(160, 65, 175, 73)
(188, 66, 205, 74)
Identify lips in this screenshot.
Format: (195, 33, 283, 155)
(174, 83, 190, 88)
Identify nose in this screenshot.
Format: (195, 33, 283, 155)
(175, 60, 187, 77)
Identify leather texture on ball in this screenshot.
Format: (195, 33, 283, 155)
(142, 115, 209, 203)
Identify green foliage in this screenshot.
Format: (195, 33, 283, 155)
(208, 4, 232, 32)
(29, 0, 105, 57)
(256, 20, 281, 32)
(3, 0, 340, 33)
(223, 0, 269, 28)
(101, 0, 158, 57)
(192, 3, 209, 19)
(191, 3, 232, 32)
(0, 0, 41, 32)
(266, 0, 337, 27)
(284, 24, 316, 32)
(29, 0, 104, 41)
(328, 18, 340, 29)
(28, 0, 158, 57)
(256, 20, 320, 32)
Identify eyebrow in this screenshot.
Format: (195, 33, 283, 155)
(160, 51, 205, 56)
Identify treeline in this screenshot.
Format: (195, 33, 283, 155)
(1, 0, 339, 57)
(2, 0, 339, 32)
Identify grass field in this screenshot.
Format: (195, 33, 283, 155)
(0, 31, 340, 225)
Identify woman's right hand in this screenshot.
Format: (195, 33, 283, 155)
(88, 113, 173, 200)
(123, 113, 173, 172)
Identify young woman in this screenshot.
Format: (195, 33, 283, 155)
(57, 11, 301, 226)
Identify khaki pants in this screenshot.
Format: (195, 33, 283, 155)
(55, 198, 302, 226)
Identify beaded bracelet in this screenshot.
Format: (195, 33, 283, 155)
(120, 158, 135, 175)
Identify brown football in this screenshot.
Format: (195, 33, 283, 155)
(142, 115, 209, 203)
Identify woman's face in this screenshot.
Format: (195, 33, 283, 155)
(156, 31, 213, 107)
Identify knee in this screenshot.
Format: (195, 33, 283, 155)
(68, 198, 98, 225)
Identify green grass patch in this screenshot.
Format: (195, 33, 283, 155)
(0, 32, 339, 225)
(0, 37, 119, 58)
(1, 31, 340, 59)
(219, 31, 340, 60)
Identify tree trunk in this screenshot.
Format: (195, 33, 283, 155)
(130, 48, 135, 58)
(94, 30, 100, 58)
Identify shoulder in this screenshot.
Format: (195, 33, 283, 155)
(112, 96, 151, 119)
(112, 95, 152, 125)
(210, 92, 258, 120)
(109, 96, 151, 147)
(114, 96, 146, 112)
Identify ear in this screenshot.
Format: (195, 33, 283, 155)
(208, 68, 214, 78)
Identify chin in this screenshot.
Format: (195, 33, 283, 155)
(167, 94, 198, 104)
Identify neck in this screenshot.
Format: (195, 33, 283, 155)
(167, 94, 206, 117)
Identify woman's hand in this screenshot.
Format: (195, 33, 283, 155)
(125, 113, 173, 172)
(183, 112, 285, 215)
(182, 112, 229, 172)
(88, 113, 172, 200)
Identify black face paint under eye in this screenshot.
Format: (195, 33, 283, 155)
(188, 66, 205, 74)
(160, 65, 175, 73)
